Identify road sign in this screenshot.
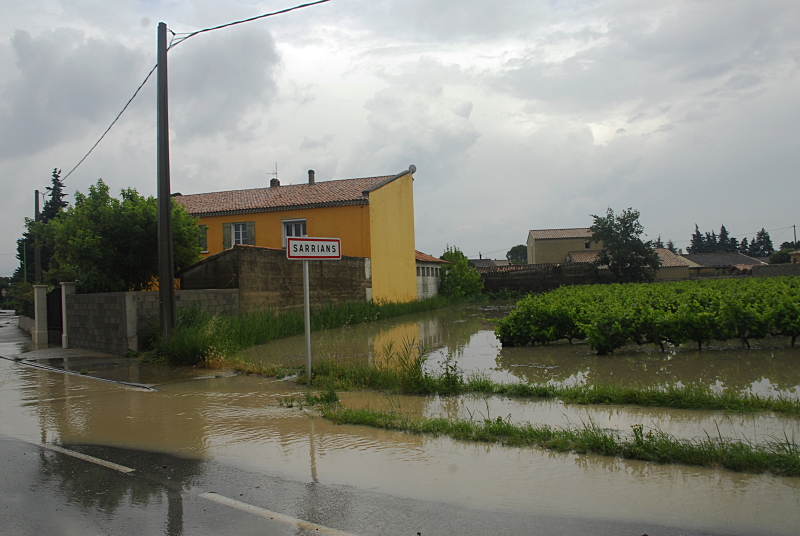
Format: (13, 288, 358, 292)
(286, 237, 342, 260)
(286, 237, 343, 382)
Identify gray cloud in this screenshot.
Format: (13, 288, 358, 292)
(168, 26, 280, 143)
(0, 28, 148, 159)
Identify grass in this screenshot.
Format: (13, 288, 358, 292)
(150, 296, 461, 366)
(321, 407, 800, 477)
(300, 344, 800, 417)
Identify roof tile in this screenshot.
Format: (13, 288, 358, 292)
(530, 228, 593, 240)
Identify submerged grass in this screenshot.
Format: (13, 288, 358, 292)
(153, 296, 459, 367)
(305, 345, 800, 416)
(322, 407, 800, 477)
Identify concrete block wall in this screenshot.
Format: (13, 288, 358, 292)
(65, 293, 130, 355)
(64, 289, 240, 355)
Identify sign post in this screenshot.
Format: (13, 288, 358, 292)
(287, 237, 342, 383)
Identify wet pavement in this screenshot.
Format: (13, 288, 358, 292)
(2, 308, 800, 535)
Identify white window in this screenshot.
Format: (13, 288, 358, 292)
(282, 219, 307, 247)
(234, 223, 248, 245)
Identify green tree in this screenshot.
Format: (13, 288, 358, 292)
(506, 244, 527, 265)
(44, 179, 202, 293)
(769, 249, 791, 264)
(688, 224, 706, 254)
(590, 207, 661, 283)
(41, 168, 68, 222)
(439, 246, 484, 297)
(748, 228, 774, 257)
(665, 239, 677, 254)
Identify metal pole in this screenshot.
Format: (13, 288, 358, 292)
(34, 190, 42, 283)
(303, 259, 312, 383)
(157, 21, 176, 342)
(22, 240, 27, 283)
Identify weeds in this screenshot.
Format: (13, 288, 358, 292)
(322, 407, 800, 476)
(152, 296, 460, 367)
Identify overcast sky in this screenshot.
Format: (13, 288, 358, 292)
(2, 0, 799, 276)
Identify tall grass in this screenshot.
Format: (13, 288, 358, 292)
(153, 296, 457, 366)
(322, 407, 800, 476)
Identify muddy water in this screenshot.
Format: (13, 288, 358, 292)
(2, 358, 800, 535)
(239, 305, 800, 397)
(4, 306, 800, 534)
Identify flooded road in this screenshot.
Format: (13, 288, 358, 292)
(3, 307, 800, 535)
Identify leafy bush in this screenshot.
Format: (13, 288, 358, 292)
(439, 246, 483, 297)
(495, 277, 800, 354)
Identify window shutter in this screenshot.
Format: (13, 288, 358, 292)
(223, 223, 231, 249)
(199, 225, 208, 251)
(246, 221, 255, 245)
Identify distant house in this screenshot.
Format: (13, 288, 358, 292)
(791, 251, 800, 264)
(566, 248, 692, 280)
(527, 228, 601, 265)
(415, 251, 447, 299)
(469, 258, 510, 268)
(680, 252, 765, 277)
(175, 167, 417, 303)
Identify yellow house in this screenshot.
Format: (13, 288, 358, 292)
(175, 167, 418, 303)
(527, 228, 602, 265)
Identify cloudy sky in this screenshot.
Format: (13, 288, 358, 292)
(2, 0, 799, 276)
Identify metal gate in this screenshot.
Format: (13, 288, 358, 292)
(46, 288, 62, 345)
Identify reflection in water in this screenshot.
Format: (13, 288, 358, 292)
(4, 304, 800, 535)
(238, 305, 800, 397)
(34, 444, 204, 536)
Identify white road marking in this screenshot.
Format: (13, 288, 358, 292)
(199, 492, 360, 536)
(39, 443, 136, 473)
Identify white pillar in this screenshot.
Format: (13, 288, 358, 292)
(32, 284, 48, 347)
(60, 282, 76, 349)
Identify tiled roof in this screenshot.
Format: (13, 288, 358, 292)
(530, 228, 593, 240)
(176, 175, 397, 217)
(681, 252, 765, 268)
(567, 248, 690, 267)
(415, 250, 447, 263)
(469, 259, 510, 268)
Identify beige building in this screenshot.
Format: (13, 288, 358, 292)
(415, 250, 447, 299)
(566, 248, 693, 280)
(527, 228, 601, 265)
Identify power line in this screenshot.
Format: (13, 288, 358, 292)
(62, 64, 158, 182)
(168, 0, 331, 50)
(61, 0, 330, 182)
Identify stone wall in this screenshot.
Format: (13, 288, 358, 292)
(479, 263, 600, 294)
(181, 245, 371, 311)
(752, 264, 800, 277)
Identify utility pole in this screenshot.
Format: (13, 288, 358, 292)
(34, 190, 42, 283)
(157, 22, 176, 342)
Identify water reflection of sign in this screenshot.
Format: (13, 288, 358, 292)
(286, 238, 341, 260)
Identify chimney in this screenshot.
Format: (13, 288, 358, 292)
(308, 169, 315, 185)
(270, 178, 280, 188)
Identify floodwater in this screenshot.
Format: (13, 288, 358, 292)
(2, 307, 800, 534)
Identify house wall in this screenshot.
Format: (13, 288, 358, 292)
(656, 266, 689, 280)
(198, 203, 372, 259)
(417, 262, 442, 299)
(527, 236, 601, 265)
(368, 174, 417, 302)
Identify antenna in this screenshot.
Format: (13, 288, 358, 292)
(268, 162, 278, 181)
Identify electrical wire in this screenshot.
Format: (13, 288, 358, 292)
(61, 0, 330, 182)
(62, 64, 157, 182)
(168, 0, 331, 50)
